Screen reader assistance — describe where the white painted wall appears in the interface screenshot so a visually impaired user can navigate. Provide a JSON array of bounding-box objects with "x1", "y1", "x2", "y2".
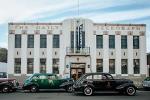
[{"x1": 7, "y1": 18, "x2": 147, "y2": 78}]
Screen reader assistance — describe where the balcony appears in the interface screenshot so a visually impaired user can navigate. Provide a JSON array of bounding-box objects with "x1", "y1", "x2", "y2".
[{"x1": 66, "y1": 47, "x2": 90, "y2": 56}]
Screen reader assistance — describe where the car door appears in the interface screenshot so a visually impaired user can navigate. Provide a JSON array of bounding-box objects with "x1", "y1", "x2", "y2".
[
  {"x1": 38, "y1": 74, "x2": 49, "y2": 89},
  {"x1": 47, "y1": 74, "x2": 61, "y2": 89},
  {"x1": 92, "y1": 74, "x2": 107, "y2": 91},
  {"x1": 105, "y1": 74, "x2": 116, "y2": 90}
]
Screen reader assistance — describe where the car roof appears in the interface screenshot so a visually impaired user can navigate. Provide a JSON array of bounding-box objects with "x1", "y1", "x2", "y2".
[
  {"x1": 33, "y1": 73, "x2": 56, "y2": 76},
  {"x1": 84, "y1": 72, "x2": 110, "y2": 75}
]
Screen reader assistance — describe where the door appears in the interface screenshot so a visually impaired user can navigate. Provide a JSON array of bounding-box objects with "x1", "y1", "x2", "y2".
[{"x1": 71, "y1": 63, "x2": 85, "y2": 80}]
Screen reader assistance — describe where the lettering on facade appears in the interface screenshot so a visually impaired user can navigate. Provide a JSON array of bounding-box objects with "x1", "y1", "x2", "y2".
[{"x1": 96, "y1": 25, "x2": 143, "y2": 31}]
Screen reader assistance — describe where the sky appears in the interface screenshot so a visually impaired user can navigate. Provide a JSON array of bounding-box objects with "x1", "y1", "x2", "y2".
[{"x1": 0, "y1": 0, "x2": 150, "y2": 52}]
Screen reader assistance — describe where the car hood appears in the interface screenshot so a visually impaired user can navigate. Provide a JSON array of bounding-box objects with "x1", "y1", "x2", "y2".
[
  {"x1": 0, "y1": 78, "x2": 16, "y2": 82},
  {"x1": 115, "y1": 78, "x2": 133, "y2": 84}
]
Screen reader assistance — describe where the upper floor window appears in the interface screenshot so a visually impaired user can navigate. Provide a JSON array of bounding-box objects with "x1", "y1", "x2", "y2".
[
  {"x1": 109, "y1": 35, "x2": 115, "y2": 49},
  {"x1": 40, "y1": 35, "x2": 47, "y2": 48},
  {"x1": 96, "y1": 35, "x2": 103, "y2": 48},
  {"x1": 71, "y1": 31, "x2": 74, "y2": 48},
  {"x1": 15, "y1": 34, "x2": 21, "y2": 48},
  {"x1": 121, "y1": 35, "x2": 127, "y2": 49},
  {"x1": 133, "y1": 36, "x2": 139, "y2": 49},
  {"x1": 27, "y1": 35, "x2": 34, "y2": 48},
  {"x1": 53, "y1": 35, "x2": 60, "y2": 48}
]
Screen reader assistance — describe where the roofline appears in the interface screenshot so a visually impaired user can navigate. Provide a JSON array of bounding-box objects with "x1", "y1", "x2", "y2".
[{"x1": 8, "y1": 23, "x2": 62, "y2": 25}]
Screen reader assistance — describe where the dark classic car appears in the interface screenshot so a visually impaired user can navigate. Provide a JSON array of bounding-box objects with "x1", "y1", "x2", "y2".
[
  {"x1": 72, "y1": 73, "x2": 137, "y2": 96},
  {"x1": 142, "y1": 77, "x2": 150, "y2": 90},
  {"x1": 0, "y1": 78, "x2": 18, "y2": 93},
  {"x1": 22, "y1": 73, "x2": 73, "y2": 92}
]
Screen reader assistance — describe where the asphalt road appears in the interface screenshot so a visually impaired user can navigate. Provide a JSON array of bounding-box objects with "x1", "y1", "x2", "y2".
[{"x1": 0, "y1": 90, "x2": 150, "y2": 100}]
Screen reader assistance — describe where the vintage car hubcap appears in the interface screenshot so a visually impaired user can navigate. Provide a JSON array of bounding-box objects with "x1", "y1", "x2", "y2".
[
  {"x1": 31, "y1": 86, "x2": 37, "y2": 92},
  {"x1": 68, "y1": 86, "x2": 73, "y2": 92},
  {"x1": 84, "y1": 87, "x2": 92, "y2": 95},
  {"x1": 127, "y1": 87, "x2": 135, "y2": 95},
  {"x1": 3, "y1": 87, "x2": 9, "y2": 92}
]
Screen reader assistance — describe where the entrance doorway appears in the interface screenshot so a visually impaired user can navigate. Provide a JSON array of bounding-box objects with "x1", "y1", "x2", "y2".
[{"x1": 71, "y1": 63, "x2": 85, "y2": 80}]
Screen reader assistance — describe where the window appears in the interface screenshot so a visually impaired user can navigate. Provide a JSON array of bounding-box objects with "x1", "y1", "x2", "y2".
[
  {"x1": 96, "y1": 59, "x2": 103, "y2": 72},
  {"x1": 27, "y1": 58, "x2": 34, "y2": 74},
  {"x1": 52, "y1": 59, "x2": 59, "y2": 74},
  {"x1": 133, "y1": 36, "x2": 139, "y2": 49},
  {"x1": 109, "y1": 59, "x2": 115, "y2": 74},
  {"x1": 93, "y1": 75, "x2": 102, "y2": 79},
  {"x1": 40, "y1": 35, "x2": 47, "y2": 48},
  {"x1": 96, "y1": 35, "x2": 103, "y2": 48},
  {"x1": 14, "y1": 58, "x2": 21, "y2": 74},
  {"x1": 121, "y1": 35, "x2": 127, "y2": 49},
  {"x1": 39, "y1": 75, "x2": 47, "y2": 79},
  {"x1": 40, "y1": 59, "x2": 46, "y2": 73},
  {"x1": 27, "y1": 35, "x2": 34, "y2": 48},
  {"x1": 47, "y1": 75, "x2": 56, "y2": 80},
  {"x1": 86, "y1": 75, "x2": 93, "y2": 79},
  {"x1": 121, "y1": 59, "x2": 128, "y2": 74},
  {"x1": 71, "y1": 31, "x2": 74, "y2": 48},
  {"x1": 15, "y1": 34, "x2": 21, "y2": 48},
  {"x1": 53, "y1": 35, "x2": 60, "y2": 48},
  {"x1": 134, "y1": 59, "x2": 140, "y2": 74},
  {"x1": 109, "y1": 35, "x2": 115, "y2": 49}
]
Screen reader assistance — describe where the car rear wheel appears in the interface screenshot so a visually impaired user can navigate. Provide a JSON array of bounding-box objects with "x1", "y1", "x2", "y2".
[
  {"x1": 83, "y1": 86, "x2": 93, "y2": 96},
  {"x1": 30, "y1": 85, "x2": 38, "y2": 93},
  {"x1": 125, "y1": 86, "x2": 136, "y2": 96},
  {"x1": 66, "y1": 86, "x2": 74, "y2": 92},
  {"x1": 2, "y1": 86, "x2": 10, "y2": 93}
]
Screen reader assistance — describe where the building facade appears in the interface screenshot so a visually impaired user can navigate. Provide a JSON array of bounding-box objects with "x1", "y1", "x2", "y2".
[{"x1": 8, "y1": 18, "x2": 147, "y2": 84}]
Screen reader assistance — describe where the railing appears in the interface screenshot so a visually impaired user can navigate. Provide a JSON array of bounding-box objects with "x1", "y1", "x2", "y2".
[{"x1": 66, "y1": 47, "x2": 90, "y2": 56}]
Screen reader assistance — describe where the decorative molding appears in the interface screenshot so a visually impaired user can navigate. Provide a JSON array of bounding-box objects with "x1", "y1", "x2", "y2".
[
  {"x1": 9, "y1": 30, "x2": 15, "y2": 34},
  {"x1": 103, "y1": 31, "x2": 108, "y2": 35},
  {"x1": 34, "y1": 30, "x2": 40, "y2": 35},
  {"x1": 60, "y1": 30, "x2": 63, "y2": 35},
  {"x1": 47, "y1": 30, "x2": 52, "y2": 35},
  {"x1": 22, "y1": 30, "x2": 27, "y2": 34},
  {"x1": 127, "y1": 31, "x2": 133, "y2": 35},
  {"x1": 93, "y1": 30, "x2": 96, "y2": 35},
  {"x1": 139, "y1": 31, "x2": 145, "y2": 36},
  {"x1": 115, "y1": 31, "x2": 121, "y2": 35}
]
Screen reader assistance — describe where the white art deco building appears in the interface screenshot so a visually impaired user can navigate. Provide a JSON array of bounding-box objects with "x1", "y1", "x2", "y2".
[{"x1": 8, "y1": 18, "x2": 147, "y2": 83}]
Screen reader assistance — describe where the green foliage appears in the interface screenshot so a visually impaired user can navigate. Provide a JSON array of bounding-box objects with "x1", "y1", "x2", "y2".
[{"x1": 0, "y1": 48, "x2": 7, "y2": 63}]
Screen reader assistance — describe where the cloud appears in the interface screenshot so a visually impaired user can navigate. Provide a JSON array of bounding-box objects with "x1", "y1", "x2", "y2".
[
  {"x1": 0, "y1": 42, "x2": 7, "y2": 49},
  {"x1": 0, "y1": 0, "x2": 150, "y2": 52}
]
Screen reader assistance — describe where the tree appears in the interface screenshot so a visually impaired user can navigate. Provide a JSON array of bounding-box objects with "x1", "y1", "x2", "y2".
[{"x1": 0, "y1": 48, "x2": 7, "y2": 63}]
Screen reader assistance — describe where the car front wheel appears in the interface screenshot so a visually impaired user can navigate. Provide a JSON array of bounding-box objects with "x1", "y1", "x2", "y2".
[
  {"x1": 125, "y1": 86, "x2": 136, "y2": 96},
  {"x1": 83, "y1": 86, "x2": 93, "y2": 96},
  {"x1": 30, "y1": 85, "x2": 38, "y2": 93},
  {"x1": 2, "y1": 86, "x2": 10, "y2": 93},
  {"x1": 66, "y1": 86, "x2": 74, "y2": 92}
]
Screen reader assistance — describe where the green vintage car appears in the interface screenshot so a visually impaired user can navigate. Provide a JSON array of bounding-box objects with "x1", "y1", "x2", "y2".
[{"x1": 22, "y1": 73, "x2": 73, "y2": 92}]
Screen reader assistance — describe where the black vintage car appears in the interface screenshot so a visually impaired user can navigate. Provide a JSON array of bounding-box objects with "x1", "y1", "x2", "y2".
[
  {"x1": 72, "y1": 73, "x2": 137, "y2": 96},
  {"x1": 0, "y1": 78, "x2": 19, "y2": 93}
]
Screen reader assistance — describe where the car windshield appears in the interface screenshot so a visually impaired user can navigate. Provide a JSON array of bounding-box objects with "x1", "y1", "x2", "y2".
[{"x1": 75, "y1": 74, "x2": 86, "y2": 84}]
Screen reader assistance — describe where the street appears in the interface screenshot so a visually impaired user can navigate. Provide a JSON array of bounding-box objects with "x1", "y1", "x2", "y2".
[{"x1": 0, "y1": 90, "x2": 150, "y2": 100}]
